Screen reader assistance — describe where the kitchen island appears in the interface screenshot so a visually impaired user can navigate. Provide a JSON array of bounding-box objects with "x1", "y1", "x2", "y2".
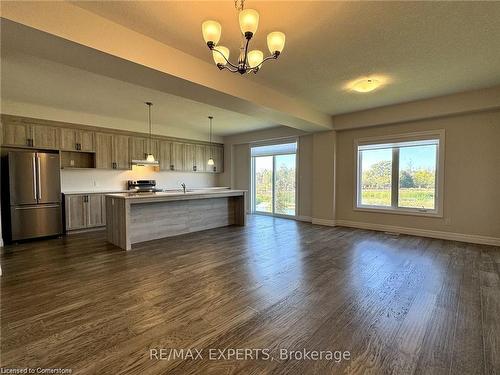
[{"x1": 105, "y1": 190, "x2": 247, "y2": 250}]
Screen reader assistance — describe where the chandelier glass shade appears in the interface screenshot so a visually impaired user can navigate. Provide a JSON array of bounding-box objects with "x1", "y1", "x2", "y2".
[{"x1": 201, "y1": 1, "x2": 285, "y2": 74}]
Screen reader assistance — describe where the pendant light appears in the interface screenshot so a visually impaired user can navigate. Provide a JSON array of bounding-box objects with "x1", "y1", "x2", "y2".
[
  {"x1": 145, "y1": 102, "x2": 155, "y2": 162},
  {"x1": 207, "y1": 116, "x2": 215, "y2": 166}
]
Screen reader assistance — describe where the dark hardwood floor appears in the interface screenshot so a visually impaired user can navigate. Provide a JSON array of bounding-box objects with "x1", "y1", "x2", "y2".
[{"x1": 1, "y1": 215, "x2": 499, "y2": 374}]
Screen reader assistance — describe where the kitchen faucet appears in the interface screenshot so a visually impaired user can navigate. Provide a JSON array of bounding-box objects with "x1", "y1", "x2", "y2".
[{"x1": 181, "y1": 183, "x2": 186, "y2": 194}]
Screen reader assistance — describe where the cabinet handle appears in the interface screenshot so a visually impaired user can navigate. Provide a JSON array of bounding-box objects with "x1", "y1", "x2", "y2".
[
  {"x1": 170, "y1": 165, "x2": 174, "y2": 170},
  {"x1": 193, "y1": 165, "x2": 197, "y2": 171},
  {"x1": 112, "y1": 162, "x2": 117, "y2": 169}
]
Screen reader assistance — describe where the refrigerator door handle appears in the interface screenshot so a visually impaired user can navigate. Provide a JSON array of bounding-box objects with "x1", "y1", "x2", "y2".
[
  {"x1": 37, "y1": 155, "x2": 42, "y2": 200},
  {"x1": 15, "y1": 205, "x2": 60, "y2": 210},
  {"x1": 32, "y1": 156, "x2": 38, "y2": 201}
]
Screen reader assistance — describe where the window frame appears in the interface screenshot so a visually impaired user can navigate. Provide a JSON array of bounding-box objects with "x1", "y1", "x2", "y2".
[{"x1": 354, "y1": 130, "x2": 445, "y2": 218}]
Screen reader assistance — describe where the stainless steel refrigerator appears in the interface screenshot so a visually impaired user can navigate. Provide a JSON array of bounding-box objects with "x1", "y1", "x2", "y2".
[{"x1": 5, "y1": 151, "x2": 62, "y2": 241}]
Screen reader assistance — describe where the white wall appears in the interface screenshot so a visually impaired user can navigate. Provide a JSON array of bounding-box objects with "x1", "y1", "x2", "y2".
[{"x1": 61, "y1": 167, "x2": 218, "y2": 192}]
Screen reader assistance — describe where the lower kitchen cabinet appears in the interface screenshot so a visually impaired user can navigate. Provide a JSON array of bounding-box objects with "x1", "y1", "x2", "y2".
[{"x1": 64, "y1": 193, "x2": 106, "y2": 231}]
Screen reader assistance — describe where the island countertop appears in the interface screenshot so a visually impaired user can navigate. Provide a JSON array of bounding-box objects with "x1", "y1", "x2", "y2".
[{"x1": 106, "y1": 189, "x2": 246, "y2": 204}]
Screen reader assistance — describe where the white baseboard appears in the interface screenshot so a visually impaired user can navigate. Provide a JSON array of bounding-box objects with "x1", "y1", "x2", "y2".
[
  {"x1": 311, "y1": 218, "x2": 336, "y2": 227},
  {"x1": 296, "y1": 215, "x2": 312, "y2": 222},
  {"x1": 334, "y1": 219, "x2": 500, "y2": 247}
]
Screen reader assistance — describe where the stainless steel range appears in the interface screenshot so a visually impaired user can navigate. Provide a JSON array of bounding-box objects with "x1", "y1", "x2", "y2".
[{"x1": 127, "y1": 180, "x2": 162, "y2": 193}]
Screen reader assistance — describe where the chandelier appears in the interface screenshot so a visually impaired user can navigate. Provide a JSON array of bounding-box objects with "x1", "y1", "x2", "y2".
[{"x1": 201, "y1": 0, "x2": 286, "y2": 74}]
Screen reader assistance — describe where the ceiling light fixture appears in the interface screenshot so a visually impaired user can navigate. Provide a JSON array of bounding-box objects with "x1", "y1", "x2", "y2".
[
  {"x1": 351, "y1": 78, "x2": 382, "y2": 93},
  {"x1": 207, "y1": 116, "x2": 215, "y2": 166},
  {"x1": 201, "y1": 0, "x2": 285, "y2": 74},
  {"x1": 132, "y1": 102, "x2": 159, "y2": 166}
]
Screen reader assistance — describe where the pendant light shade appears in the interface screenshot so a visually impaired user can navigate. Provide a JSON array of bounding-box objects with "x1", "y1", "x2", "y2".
[
  {"x1": 239, "y1": 9, "x2": 259, "y2": 36},
  {"x1": 267, "y1": 31, "x2": 286, "y2": 54},
  {"x1": 207, "y1": 116, "x2": 215, "y2": 167},
  {"x1": 247, "y1": 50, "x2": 264, "y2": 68},
  {"x1": 212, "y1": 46, "x2": 230, "y2": 65},
  {"x1": 202, "y1": 20, "x2": 222, "y2": 45}
]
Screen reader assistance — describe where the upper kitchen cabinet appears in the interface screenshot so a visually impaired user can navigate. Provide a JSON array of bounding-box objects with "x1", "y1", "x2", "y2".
[
  {"x1": 210, "y1": 145, "x2": 224, "y2": 173},
  {"x1": 60, "y1": 128, "x2": 95, "y2": 151},
  {"x1": 2, "y1": 120, "x2": 59, "y2": 149},
  {"x1": 129, "y1": 136, "x2": 148, "y2": 161},
  {"x1": 184, "y1": 143, "x2": 196, "y2": 172},
  {"x1": 158, "y1": 140, "x2": 172, "y2": 171},
  {"x1": 171, "y1": 142, "x2": 185, "y2": 171},
  {"x1": 130, "y1": 136, "x2": 159, "y2": 161},
  {"x1": 95, "y1": 132, "x2": 113, "y2": 169},
  {"x1": 2, "y1": 121, "x2": 32, "y2": 147},
  {"x1": 195, "y1": 144, "x2": 207, "y2": 173},
  {"x1": 112, "y1": 134, "x2": 130, "y2": 170},
  {"x1": 31, "y1": 124, "x2": 60, "y2": 149}
]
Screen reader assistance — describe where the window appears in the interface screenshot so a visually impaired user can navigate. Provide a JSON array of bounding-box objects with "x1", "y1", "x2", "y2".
[
  {"x1": 355, "y1": 131, "x2": 444, "y2": 216},
  {"x1": 251, "y1": 141, "x2": 297, "y2": 217}
]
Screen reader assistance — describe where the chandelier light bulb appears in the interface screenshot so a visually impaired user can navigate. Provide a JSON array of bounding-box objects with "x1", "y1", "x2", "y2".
[
  {"x1": 207, "y1": 158, "x2": 215, "y2": 166},
  {"x1": 202, "y1": 20, "x2": 222, "y2": 45},
  {"x1": 267, "y1": 31, "x2": 286, "y2": 54},
  {"x1": 212, "y1": 46, "x2": 230, "y2": 65},
  {"x1": 146, "y1": 153, "x2": 155, "y2": 162},
  {"x1": 239, "y1": 9, "x2": 259, "y2": 36},
  {"x1": 247, "y1": 50, "x2": 264, "y2": 68}
]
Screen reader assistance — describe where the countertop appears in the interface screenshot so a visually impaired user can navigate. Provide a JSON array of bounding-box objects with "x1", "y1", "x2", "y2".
[
  {"x1": 106, "y1": 189, "x2": 246, "y2": 204},
  {"x1": 62, "y1": 187, "x2": 230, "y2": 195}
]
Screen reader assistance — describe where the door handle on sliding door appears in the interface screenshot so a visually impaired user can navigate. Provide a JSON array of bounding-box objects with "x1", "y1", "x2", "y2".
[{"x1": 37, "y1": 155, "x2": 42, "y2": 200}]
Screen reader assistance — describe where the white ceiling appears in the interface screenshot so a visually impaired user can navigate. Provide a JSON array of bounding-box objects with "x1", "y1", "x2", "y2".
[
  {"x1": 0, "y1": 49, "x2": 277, "y2": 136},
  {"x1": 74, "y1": 1, "x2": 500, "y2": 115}
]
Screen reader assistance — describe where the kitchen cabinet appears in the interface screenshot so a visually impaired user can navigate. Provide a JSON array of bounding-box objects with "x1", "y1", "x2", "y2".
[
  {"x1": 87, "y1": 194, "x2": 105, "y2": 227},
  {"x1": 184, "y1": 143, "x2": 196, "y2": 172},
  {"x1": 112, "y1": 134, "x2": 130, "y2": 170},
  {"x1": 64, "y1": 193, "x2": 105, "y2": 231},
  {"x1": 130, "y1": 136, "x2": 148, "y2": 161},
  {"x1": 195, "y1": 144, "x2": 207, "y2": 172},
  {"x1": 60, "y1": 128, "x2": 95, "y2": 151},
  {"x1": 158, "y1": 140, "x2": 172, "y2": 171},
  {"x1": 2, "y1": 122, "x2": 32, "y2": 147},
  {"x1": 2, "y1": 122, "x2": 59, "y2": 149},
  {"x1": 31, "y1": 124, "x2": 60, "y2": 149},
  {"x1": 208, "y1": 145, "x2": 224, "y2": 173},
  {"x1": 171, "y1": 142, "x2": 185, "y2": 171},
  {"x1": 65, "y1": 195, "x2": 87, "y2": 230},
  {"x1": 95, "y1": 133, "x2": 113, "y2": 169}
]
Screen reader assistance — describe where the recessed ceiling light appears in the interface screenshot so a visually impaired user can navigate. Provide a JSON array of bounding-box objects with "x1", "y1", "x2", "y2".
[{"x1": 352, "y1": 78, "x2": 381, "y2": 93}]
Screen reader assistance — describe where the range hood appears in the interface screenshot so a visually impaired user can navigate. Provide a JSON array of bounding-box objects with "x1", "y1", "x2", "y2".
[{"x1": 131, "y1": 158, "x2": 159, "y2": 167}]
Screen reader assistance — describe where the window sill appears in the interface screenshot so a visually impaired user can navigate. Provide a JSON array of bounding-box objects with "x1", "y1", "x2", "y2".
[{"x1": 354, "y1": 206, "x2": 443, "y2": 218}]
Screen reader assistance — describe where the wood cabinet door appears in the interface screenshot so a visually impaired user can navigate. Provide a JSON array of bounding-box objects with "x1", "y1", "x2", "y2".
[
  {"x1": 87, "y1": 194, "x2": 104, "y2": 227},
  {"x1": 101, "y1": 195, "x2": 107, "y2": 225},
  {"x1": 130, "y1": 137, "x2": 147, "y2": 160},
  {"x1": 78, "y1": 130, "x2": 95, "y2": 151},
  {"x1": 195, "y1": 144, "x2": 207, "y2": 172},
  {"x1": 214, "y1": 146, "x2": 224, "y2": 173},
  {"x1": 112, "y1": 134, "x2": 130, "y2": 170},
  {"x1": 95, "y1": 133, "x2": 113, "y2": 169},
  {"x1": 60, "y1": 128, "x2": 78, "y2": 150},
  {"x1": 171, "y1": 142, "x2": 185, "y2": 171},
  {"x1": 158, "y1": 140, "x2": 172, "y2": 170},
  {"x1": 183, "y1": 143, "x2": 196, "y2": 172},
  {"x1": 32, "y1": 124, "x2": 59, "y2": 149},
  {"x1": 65, "y1": 195, "x2": 87, "y2": 230},
  {"x1": 2, "y1": 122, "x2": 31, "y2": 146}
]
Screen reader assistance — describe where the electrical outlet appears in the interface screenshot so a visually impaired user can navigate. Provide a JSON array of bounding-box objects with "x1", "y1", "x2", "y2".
[{"x1": 444, "y1": 217, "x2": 451, "y2": 225}]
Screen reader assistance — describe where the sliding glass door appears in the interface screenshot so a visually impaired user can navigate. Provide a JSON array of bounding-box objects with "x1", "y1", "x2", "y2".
[{"x1": 251, "y1": 142, "x2": 297, "y2": 217}]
